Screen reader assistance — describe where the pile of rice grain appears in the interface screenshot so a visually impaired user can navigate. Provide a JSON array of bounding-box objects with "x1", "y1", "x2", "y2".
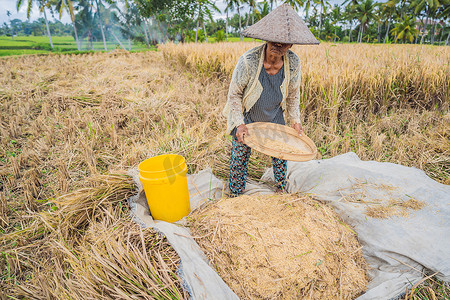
[{"x1": 189, "y1": 193, "x2": 368, "y2": 299}]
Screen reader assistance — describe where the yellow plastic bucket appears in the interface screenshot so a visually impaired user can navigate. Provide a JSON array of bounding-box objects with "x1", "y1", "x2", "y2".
[{"x1": 138, "y1": 154, "x2": 190, "y2": 222}]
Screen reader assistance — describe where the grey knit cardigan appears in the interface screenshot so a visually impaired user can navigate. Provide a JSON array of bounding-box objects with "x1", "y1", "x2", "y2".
[{"x1": 222, "y1": 44, "x2": 301, "y2": 134}]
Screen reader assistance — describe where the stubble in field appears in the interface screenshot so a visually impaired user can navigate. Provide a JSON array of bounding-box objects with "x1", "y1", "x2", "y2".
[{"x1": 0, "y1": 43, "x2": 448, "y2": 297}]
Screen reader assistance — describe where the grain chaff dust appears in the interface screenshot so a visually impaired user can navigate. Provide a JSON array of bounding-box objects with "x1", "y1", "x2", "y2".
[{"x1": 189, "y1": 193, "x2": 368, "y2": 299}]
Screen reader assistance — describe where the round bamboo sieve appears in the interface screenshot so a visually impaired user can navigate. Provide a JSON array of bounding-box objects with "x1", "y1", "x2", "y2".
[{"x1": 243, "y1": 122, "x2": 317, "y2": 162}]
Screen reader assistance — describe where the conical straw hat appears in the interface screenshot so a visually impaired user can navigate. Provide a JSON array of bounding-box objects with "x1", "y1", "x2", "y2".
[{"x1": 242, "y1": 4, "x2": 319, "y2": 45}]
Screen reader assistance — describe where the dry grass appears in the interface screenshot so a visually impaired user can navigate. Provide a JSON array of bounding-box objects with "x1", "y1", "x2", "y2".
[
  {"x1": 337, "y1": 179, "x2": 427, "y2": 219},
  {"x1": 403, "y1": 274, "x2": 450, "y2": 300},
  {"x1": 1, "y1": 50, "x2": 227, "y2": 298},
  {"x1": 18, "y1": 219, "x2": 185, "y2": 299},
  {"x1": 189, "y1": 193, "x2": 368, "y2": 299},
  {"x1": 161, "y1": 42, "x2": 449, "y2": 114},
  {"x1": 161, "y1": 42, "x2": 449, "y2": 182},
  {"x1": 0, "y1": 44, "x2": 448, "y2": 297},
  {"x1": 365, "y1": 198, "x2": 426, "y2": 219},
  {"x1": 0, "y1": 173, "x2": 186, "y2": 299}
]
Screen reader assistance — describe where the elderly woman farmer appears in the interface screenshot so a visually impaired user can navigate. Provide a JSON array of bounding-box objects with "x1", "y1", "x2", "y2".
[{"x1": 223, "y1": 4, "x2": 319, "y2": 196}]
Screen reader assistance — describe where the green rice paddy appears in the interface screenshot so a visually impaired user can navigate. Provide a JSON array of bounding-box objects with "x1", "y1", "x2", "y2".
[{"x1": 0, "y1": 35, "x2": 150, "y2": 57}]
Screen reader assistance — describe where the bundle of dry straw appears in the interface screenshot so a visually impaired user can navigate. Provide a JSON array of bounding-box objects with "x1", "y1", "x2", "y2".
[
  {"x1": 0, "y1": 174, "x2": 186, "y2": 299},
  {"x1": 189, "y1": 193, "x2": 368, "y2": 299}
]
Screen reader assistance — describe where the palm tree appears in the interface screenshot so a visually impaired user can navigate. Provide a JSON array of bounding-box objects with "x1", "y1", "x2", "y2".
[
  {"x1": 353, "y1": 0, "x2": 378, "y2": 43},
  {"x1": 439, "y1": 2, "x2": 450, "y2": 45},
  {"x1": 411, "y1": 0, "x2": 444, "y2": 44},
  {"x1": 6, "y1": 10, "x2": 13, "y2": 38},
  {"x1": 227, "y1": 0, "x2": 243, "y2": 41},
  {"x1": 17, "y1": 0, "x2": 54, "y2": 49},
  {"x1": 134, "y1": 0, "x2": 154, "y2": 44},
  {"x1": 381, "y1": 0, "x2": 399, "y2": 43},
  {"x1": 247, "y1": 0, "x2": 259, "y2": 25},
  {"x1": 283, "y1": 0, "x2": 304, "y2": 11},
  {"x1": 54, "y1": 0, "x2": 81, "y2": 51},
  {"x1": 73, "y1": 0, "x2": 95, "y2": 49},
  {"x1": 269, "y1": 0, "x2": 277, "y2": 10},
  {"x1": 257, "y1": 1, "x2": 270, "y2": 19},
  {"x1": 94, "y1": 0, "x2": 108, "y2": 50},
  {"x1": 315, "y1": 0, "x2": 331, "y2": 34},
  {"x1": 429, "y1": 0, "x2": 450, "y2": 43},
  {"x1": 342, "y1": 0, "x2": 362, "y2": 42},
  {"x1": 330, "y1": 4, "x2": 342, "y2": 42},
  {"x1": 73, "y1": 0, "x2": 109, "y2": 49},
  {"x1": 375, "y1": 4, "x2": 383, "y2": 42},
  {"x1": 344, "y1": 3, "x2": 356, "y2": 42},
  {"x1": 224, "y1": 0, "x2": 231, "y2": 40},
  {"x1": 390, "y1": 15, "x2": 419, "y2": 43},
  {"x1": 134, "y1": 0, "x2": 169, "y2": 44},
  {"x1": 302, "y1": 0, "x2": 315, "y2": 22},
  {"x1": 194, "y1": 0, "x2": 219, "y2": 42},
  {"x1": 224, "y1": 0, "x2": 243, "y2": 41},
  {"x1": 112, "y1": 3, "x2": 139, "y2": 50}
]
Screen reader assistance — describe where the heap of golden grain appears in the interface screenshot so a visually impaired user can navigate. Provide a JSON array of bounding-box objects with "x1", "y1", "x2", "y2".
[{"x1": 190, "y1": 194, "x2": 368, "y2": 299}]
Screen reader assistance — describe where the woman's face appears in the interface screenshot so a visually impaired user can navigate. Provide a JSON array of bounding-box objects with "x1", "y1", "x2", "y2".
[{"x1": 266, "y1": 42, "x2": 293, "y2": 57}]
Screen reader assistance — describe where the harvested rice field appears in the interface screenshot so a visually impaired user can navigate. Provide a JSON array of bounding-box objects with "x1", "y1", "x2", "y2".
[{"x1": 0, "y1": 42, "x2": 449, "y2": 298}]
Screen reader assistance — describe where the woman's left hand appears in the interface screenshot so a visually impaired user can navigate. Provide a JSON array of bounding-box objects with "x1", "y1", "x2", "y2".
[{"x1": 292, "y1": 123, "x2": 304, "y2": 136}]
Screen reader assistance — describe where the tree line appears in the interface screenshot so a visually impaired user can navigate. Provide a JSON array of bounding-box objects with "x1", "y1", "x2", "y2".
[
  {"x1": 1, "y1": 17, "x2": 72, "y2": 36},
  {"x1": 4, "y1": 0, "x2": 450, "y2": 48}
]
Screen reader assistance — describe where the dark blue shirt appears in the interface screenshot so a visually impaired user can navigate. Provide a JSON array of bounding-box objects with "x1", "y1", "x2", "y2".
[{"x1": 232, "y1": 64, "x2": 285, "y2": 138}]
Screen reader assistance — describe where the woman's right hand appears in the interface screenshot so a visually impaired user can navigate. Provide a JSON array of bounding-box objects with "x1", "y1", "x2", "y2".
[{"x1": 236, "y1": 124, "x2": 249, "y2": 144}]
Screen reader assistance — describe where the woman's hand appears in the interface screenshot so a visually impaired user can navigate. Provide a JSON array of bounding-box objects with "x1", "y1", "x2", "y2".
[
  {"x1": 292, "y1": 123, "x2": 304, "y2": 136},
  {"x1": 236, "y1": 124, "x2": 249, "y2": 143}
]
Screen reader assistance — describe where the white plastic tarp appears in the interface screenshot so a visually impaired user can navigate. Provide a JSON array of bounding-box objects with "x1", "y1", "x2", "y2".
[
  {"x1": 262, "y1": 152, "x2": 450, "y2": 300},
  {"x1": 128, "y1": 168, "x2": 239, "y2": 299},
  {"x1": 128, "y1": 152, "x2": 450, "y2": 300}
]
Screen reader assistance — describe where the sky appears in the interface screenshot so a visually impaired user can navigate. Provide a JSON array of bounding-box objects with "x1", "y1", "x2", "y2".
[{"x1": 0, "y1": 0, "x2": 344, "y2": 25}]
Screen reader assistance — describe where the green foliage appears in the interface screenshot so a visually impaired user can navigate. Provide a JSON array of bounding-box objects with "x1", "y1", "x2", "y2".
[
  {"x1": 185, "y1": 30, "x2": 205, "y2": 42},
  {"x1": 205, "y1": 19, "x2": 225, "y2": 36},
  {"x1": 2, "y1": 0, "x2": 450, "y2": 46},
  {"x1": 390, "y1": 15, "x2": 419, "y2": 43},
  {"x1": 0, "y1": 36, "x2": 149, "y2": 57},
  {"x1": 32, "y1": 42, "x2": 54, "y2": 50},
  {"x1": 0, "y1": 18, "x2": 73, "y2": 37},
  {"x1": 215, "y1": 29, "x2": 225, "y2": 42},
  {"x1": 162, "y1": 0, "x2": 197, "y2": 42}
]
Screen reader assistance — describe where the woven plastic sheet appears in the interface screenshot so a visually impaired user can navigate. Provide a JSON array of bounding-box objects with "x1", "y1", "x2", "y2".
[
  {"x1": 128, "y1": 152, "x2": 449, "y2": 299},
  {"x1": 262, "y1": 152, "x2": 450, "y2": 300},
  {"x1": 128, "y1": 168, "x2": 239, "y2": 299}
]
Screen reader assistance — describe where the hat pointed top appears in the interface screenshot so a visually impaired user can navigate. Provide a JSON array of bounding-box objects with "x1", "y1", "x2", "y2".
[{"x1": 242, "y1": 4, "x2": 319, "y2": 45}]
